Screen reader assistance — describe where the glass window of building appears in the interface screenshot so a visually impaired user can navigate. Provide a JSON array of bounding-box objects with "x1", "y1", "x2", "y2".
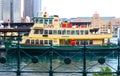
[
  {"x1": 34, "y1": 29, "x2": 39, "y2": 34},
  {"x1": 49, "y1": 30, "x2": 52, "y2": 34},
  {"x1": 40, "y1": 29, "x2": 43, "y2": 34},
  {"x1": 76, "y1": 30, "x2": 79, "y2": 35}
]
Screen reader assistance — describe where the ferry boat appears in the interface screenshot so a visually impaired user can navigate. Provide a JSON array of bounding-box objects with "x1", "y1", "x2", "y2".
[{"x1": 4, "y1": 12, "x2": 116, "y2": 50}]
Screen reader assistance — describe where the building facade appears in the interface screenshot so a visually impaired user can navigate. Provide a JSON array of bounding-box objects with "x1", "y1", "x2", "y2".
[
  {"x1": 70, "y1": 13, "x2": 120, "y2": 37},
  {"x1": 0, "y1": 0, "x2": 3, "y2": 20},
  {"x1": 23, "y1": 0, "x2": 42, "y2": 21},
  {"x1": 2, "y1": 0, "x2": 21, "y2": 22}
]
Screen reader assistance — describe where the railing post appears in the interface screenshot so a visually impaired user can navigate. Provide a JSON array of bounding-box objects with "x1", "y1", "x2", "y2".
[
  {"x1": 83, "y1": 40, "x2": 87, "y2": 76},
  {"x1": 17, "y1": 32, "x2": 21, "y2": 76},
  {"x1": 49, "y1": 43, "x2": 53, "y2": 76}
]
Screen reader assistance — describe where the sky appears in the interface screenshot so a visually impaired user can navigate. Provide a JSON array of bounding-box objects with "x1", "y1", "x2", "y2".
[{"x1": 42, "y1": 0, "x2": 120, "y2": 18}]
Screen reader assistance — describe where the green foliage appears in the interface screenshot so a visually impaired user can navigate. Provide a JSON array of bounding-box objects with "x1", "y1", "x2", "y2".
[{"x1": 93, "y1": 66, "x2": 114, "y2": 76}]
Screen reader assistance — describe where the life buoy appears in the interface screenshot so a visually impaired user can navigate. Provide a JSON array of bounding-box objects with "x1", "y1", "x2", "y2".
[{"x1": 48, "y1": 24, "x2": 54, "y2": 28}]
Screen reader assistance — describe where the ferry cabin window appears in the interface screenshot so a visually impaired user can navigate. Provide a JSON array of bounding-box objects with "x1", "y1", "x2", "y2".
[
  {"x1": 26, "y1": 39, "x2": 30, "y2": 44},
  {"x1": 80, "y1": 30, "x2": 84, "y2": 35},
  {"x1": 31, "y1": 40, "x2": 34, "y2": 44},
  {"x1": 76, "y1": 30, "x2": 79, "y2": 35},
  {"x1": 53, "y1": 30, "x2": 57, "y2": 34},
  {"x1": 40, "y1": 19, "x2": 43, "y2": 24},
  {"x1": 71, "y1": 30, "x2": 75, "y2": 35},
  {"x1": 89, "y1": 40, "x2": 93, "y2": 44},
  {"x1": 67, "y1": 30, "x2": 70, "y2": 34},
  {"x1": 81, "y1": 41, "x2": 88, "y2": 45},
  {"x1": 49, "y1": 19, "x2": 52, "y2": 24},
  {"x1": 45, "y1": 19, "x2": 48, "y2": 25},
  {"x1": 36, "y1": 40, "x2": 39, "y2": 44},
  {"x1": 62, "y1": 30, "x2": 66, "y2": 35},
  {"x1": 44, "y1": 40, "x2": 48, "y2": 44},
  {"x1": 40, "y1": 29, "x2": 43, "y2": 34},
  {"x1": 36, "y1": 19, "x2": 39, "y2": 23},
  {"x1": 44, "y1": 30, "x2": 48, "y2": 34},
  {"x1": 34, "y1": 29, "x2": 39, "y2": 34},
  {"x1": 40, "y1": 40, "x2": 43, "y2": 44},
  {"x1": 49, "y1": 30, "x2": 52, "y2": 34},
  {"x1": 76, "y1": 40, "x2": 79, "y2": 45},
  {"x1": 58, "y1": 30, "x2": 61, "y2": 34},
  {"x1": 49, "y1": 40, "x2": 52, "y2": 44},
  {"x1": 85, "y1": 30, "x2": 88, "y2": 34}
]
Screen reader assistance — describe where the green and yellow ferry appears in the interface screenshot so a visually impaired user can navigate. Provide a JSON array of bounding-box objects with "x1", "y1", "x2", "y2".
[{"x1": 4, "y1": 12, "x2": 117, "y2": 51}]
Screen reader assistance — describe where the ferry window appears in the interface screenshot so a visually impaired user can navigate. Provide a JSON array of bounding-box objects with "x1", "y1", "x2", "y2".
[
  {"x1": 49, "y1": 19, "x2": 52, "y2": 24},
  {"x1": 71, "y1": 30, "x2": 75, "y2": 35},
  {"x1": 85, "y1": 41, "x2": 88, "y2": 45},
  {"x1": 62, "y1": 30, "x2": 66, "y2": 35},
  {"x1": 58, "y1": 30, "x2": 61, "y2": 34},
  {"x1": 49, "y1": 40, "x2": 52, "y2": 44},
  {"x1": 36, "y1": 40, "x2": 39, "y2": 44},
  {"x1": 40, "y1": 40, "x2": 43, "y2": 44},
  {"x1": 89, "y1": 40, "x2": 93, "y2": 44},
  {"x1": 44, "y1": 40, "x2": 48, "y2": 44},
  {"x1": 76, "y1": 40, "x2": 79, "y2": 45},
  {"x1": 67, "y1": 30, "x2": 70, "y2": 34},
  {"x1": 45, "y1": 19, "x2": 48, "y2": 24},
  {"x1": 31, "y1": 40, "x2": 34, "y2": 44},
  {"x1": 40, "y1": 29, "x2": 43, "y2": 34},
  {"x1": 44, "y1": 30, "x2": 48, "y2": 34},
  {"x1": 76, "y1": 30, "x2": 79, "y2": 35},
  {"x1": 34, "y1": 29, "x2": 39, "y2": 34},
  {"x1": 49, "y1": 30, "x2": 52, "y2": 34},
  {"x1": 26, "y1": 39, "x2": 30, "y2": 44},
  {"x1": 53, "y1": 30, "x2": 57, "y2": 34},
  {"x1": 36, "y1": 19, "x2": 39, "y2": 23},
  {"x1": 40, "y1": 19, "x2": 43, "y2": 24},
  {"x1": 85, "y1": 30, "x2": 88, "y2": 34},
  {"x1": 80, "y1": 30, "x2": 84, "y2": 35}
]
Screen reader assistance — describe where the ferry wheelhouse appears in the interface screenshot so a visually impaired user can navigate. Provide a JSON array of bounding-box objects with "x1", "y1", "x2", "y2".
[{"x1": 18, "y1": 12, "x2": 113, "y2": 47}]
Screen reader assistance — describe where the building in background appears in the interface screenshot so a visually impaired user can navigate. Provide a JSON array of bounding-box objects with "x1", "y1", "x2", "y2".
[
  {"x1": 2, "y1": 0, "x2": 21, "y2": 22},
  {"x1": 0, "y1": 0, "x2": 3, "y2": 20},
  {"x1": 23, "y1": 0, "x2": 42, "y2": 21},
  {"x1": 70, "y1": 12, "x2": 120, "y2": 37}
]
